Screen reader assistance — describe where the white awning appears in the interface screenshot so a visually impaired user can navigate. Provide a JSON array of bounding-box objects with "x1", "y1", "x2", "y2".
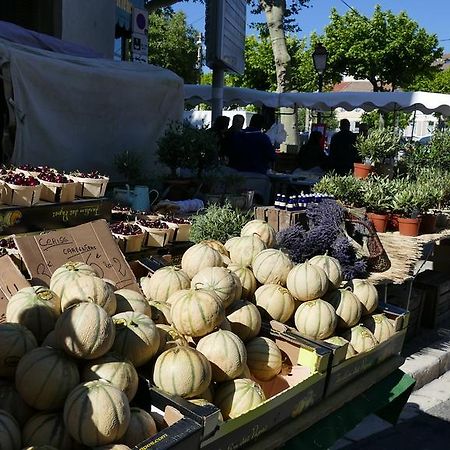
[{"x1": 184, "y1": 84, "x2": 450, "y2": 116}]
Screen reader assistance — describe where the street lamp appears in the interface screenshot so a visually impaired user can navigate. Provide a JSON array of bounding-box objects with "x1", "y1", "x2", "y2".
[{"x1": 312, "y1": 43, "x2": 328, "y2": 123}]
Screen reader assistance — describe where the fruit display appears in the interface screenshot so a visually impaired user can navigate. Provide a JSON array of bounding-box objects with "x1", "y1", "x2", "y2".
[
  {"x1": 37, "y1": 170, "x2": 76, "y2": 203},
  {"x1": 69, "y1": 170, "x2": 109, "y2": 198},
  {"x1": 110, "y1": 221, "x2": 146, "y2": 253},
  {"x1": 2, "y1": 172, "x2": 42, "y2": 206},
  {"x1": 0, "y1": 213, "x2": 406, "y2": 449},
  {"x1": 136, "y1": 218, "x2": 171, "y2": 247}
]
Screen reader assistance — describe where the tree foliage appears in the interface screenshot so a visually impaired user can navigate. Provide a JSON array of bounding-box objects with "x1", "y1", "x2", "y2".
[
  {"x1": 323, "y1": 5, "x2": 443, "y2": 92},
  {"x1": 409, "y1": 68, "x2": 450, "y2": 94},
  {"x1": 227, "y1": 34, "x2": 322, "y2": 93},
  {"x1": 148, "y1": 9, "x2": 200, "y2": 83},
  {"x1": 361, "y1": 110, "x2": 411, "y2": 131}
]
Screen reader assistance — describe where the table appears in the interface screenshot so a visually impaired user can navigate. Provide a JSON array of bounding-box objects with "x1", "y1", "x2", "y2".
[{"x1": 245, "y1": 356, "x2": 415, "y2": 450}]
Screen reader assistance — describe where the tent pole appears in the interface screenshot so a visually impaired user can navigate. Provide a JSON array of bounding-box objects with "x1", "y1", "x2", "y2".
[
  {"x1": 212, "y1": 66, "x2": 224, "y2": 123},
  {"x1": 410, "y1": 110, "x2": 417, "y2": 141}
]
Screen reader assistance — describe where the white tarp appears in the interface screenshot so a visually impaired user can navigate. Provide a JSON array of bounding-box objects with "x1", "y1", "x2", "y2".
[
  {"x1": 184, "y1": 84, "x2": 450, "y2": 116},
  {"x1": 0, "y1": 39, "x2": 184, "y2": 177}
]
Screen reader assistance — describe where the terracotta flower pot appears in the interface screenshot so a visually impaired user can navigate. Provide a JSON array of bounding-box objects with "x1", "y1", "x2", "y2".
[
  {"x1": 398, "y1": 217, "x2": 422, "y2": 237},
  {"x1": 353, "y1": 163, "x2": 373, "y2": 179},
  {"x1": 367, "y1": 212, "x2": 389, "y2": 233},
  {"x1": 419, "y1": 213, "x2": 437, "y2": 235}
]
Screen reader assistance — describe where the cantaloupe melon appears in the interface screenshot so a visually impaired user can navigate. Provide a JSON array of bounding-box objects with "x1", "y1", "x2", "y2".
[
  {"x1": 170, "y1": 289, "x2": 224, "y2": 337},
  {"x1": 49, "y1": 261, "x2": 98, "y2": 299},
  {"x1": 294, "y1": 299, "x2": 337, "y2": 340},
  {"x1": 6, "y1": 287, "x2": 60, "y2": 343},
  {"x1": 112, "y1": 312, "x2": 159, "y2": 367},
  {"x1": 0, "y1": 380, "x2": 34, "y2": 426},
  {"x1": 181, "y1": 243, "x2": 224, "y2": 279},
  {"x1": 140, "y1": 266, "x2": 190, "y2": 303},
  {"x1": 61, "y1": 275, "x2": 117, "y2": 315},
  {"x1": 362, "y1": 313, "x2": 395, "y2": 343},
  {"x1": 153, "y1": 346, "x2": 212, "y2": 398},
  {"x1": 254, "y1": 284, "x2": 295, "y2": 323},
  {"x1": 196, "y1": 330, "x2": 247, "y2": 382},
  {"x1": 246, "y1": 337, "x2": 282, "y2": 381},
  {"x1": 55, "y1": 302, "x2": 115, "y2": 360},
  {"x1": 82, "y1": 352, "x2": 139, "y2": 402},
  {"x1": 240, "y1": 220, "x2": 276, "y2": 248},
  {"x1": 119, "y1": 407, "x2": 157, "y2": 447},
  {"x1": 226, "y1": 264, "x2": 258, "y2": 300},
  {"x1": 349, "y1": 279, "x2": 378, "y2": 315},
  {"x1": 191, "y1": 267, "x2": 242, "y2": 308},
  {"x1": 309, "y1": 254, "x2": 343, "y2": 289},
  {"x1": 342, "y1": 324, "x2": 378, "y2": 353},
  {"x1": 63, "y1": 380, "x2": 130, "y2": 447},
  {"x1": 226, "y1": 300, "x2": 261, "y2": 342},
  {"x1": 326, "y1": 289, "x2": 362, "y2": 329},
  {"x1": 148, "y1": 300, "x2": 172, "y2": 325},
  {"x1": 324, "y1": 336, "x2": 356, "y2": 359},
  {"x1": 287, "y1": 262, "x2": 329, "y2": 302},
  {"x1": 214, "y1": 378, "x2": 266, "y2": 420},
  {"x1": 15, "y1": 347, "x2": 79, "y2": 410},
  {"x1": 0, "y1": 322, "x2": 37, "y2": 378},
  {"x1": 252, "y1": 249, "x2": 293, "y2": 286},
  {"x1": 201, "y1": 240, "x2": 229, "y2": 258},
  {"x1": 229, "y1": 235, "x2": 266, "y2": 267},
  {"x1": 0, "y1": 409, "x2": 21, "y2": 450},
  {"x1": 22, "y1": 412, "x2": 75, "y2": 449},
  {"x1": 115, "y1": 289, "x2": 151, "y2": 316}
]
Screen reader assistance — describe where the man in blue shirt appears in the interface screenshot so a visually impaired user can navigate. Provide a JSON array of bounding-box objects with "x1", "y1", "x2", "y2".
[{"x1": 227, "y1": 114, "x2": 275, "y2": 174}]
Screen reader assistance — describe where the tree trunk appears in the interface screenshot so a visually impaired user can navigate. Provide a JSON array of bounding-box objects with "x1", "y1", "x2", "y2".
[{"x1": 262, "y1": 0, "x2": 298, "y2": 153}]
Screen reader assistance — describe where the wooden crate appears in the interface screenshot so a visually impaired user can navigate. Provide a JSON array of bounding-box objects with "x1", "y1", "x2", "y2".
[
  {"x1": 376, "y1": 283, "x2": 425, "y2": 341},
  {"x1": 414, "y1": 270, "x2": 450, "y2": 329},
  {"x1": 254, "y1": 206, "x2": 307, "y2": 232}
]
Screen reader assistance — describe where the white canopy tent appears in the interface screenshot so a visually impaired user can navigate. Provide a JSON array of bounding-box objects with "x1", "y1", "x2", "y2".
[{"x1": 184, "y1": 84, "x2": 450, "y2": 116}]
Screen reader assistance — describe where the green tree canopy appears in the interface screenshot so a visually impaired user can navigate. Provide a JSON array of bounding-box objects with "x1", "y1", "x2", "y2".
[
  {"x1": 409, "y1": 67, "x2": 450, "y2": 94},
  {"x1": 148, "y1": 9, "x2": 200, "y2": 83},
  {"x1": 323, "y1": 5, "x2": 443, "y2": 92}
]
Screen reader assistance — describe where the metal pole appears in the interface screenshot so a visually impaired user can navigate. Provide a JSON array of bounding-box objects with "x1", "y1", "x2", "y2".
[
  {"x1": 212, "y1": 66, "x2": 224, "y2": 124},
  {"x1": 317, "y1": 73, "x2": 323, "y2": 124}
]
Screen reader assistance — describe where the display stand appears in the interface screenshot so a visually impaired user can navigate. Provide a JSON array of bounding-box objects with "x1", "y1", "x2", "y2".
[{"x1": 243, "y1": 356, "x2": 415, "y2": 450}]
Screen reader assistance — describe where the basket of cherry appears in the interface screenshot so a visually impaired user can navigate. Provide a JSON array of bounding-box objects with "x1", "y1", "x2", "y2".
[
  {"x1": 2, "y1": 172, "x2": 42, "y2": 206},
  {"x1": 136, "y1": 219, "x2": 171, "y2": 248},
  {"x1": 109, "y1": 221, "x2": 146, "y2": 253},
  {"x1": 16, "y1": 164, "x2": 53, "y2": 178},
  {"x1": 160, "y1": 216, "x2": 192, "y2": 242},
  {"x1": 37, "y1": 171, "x2": 76, "y2": 203},
  {"x1": 69, "y1": 170, "x2": 109, "y2": 198},
  {"x1": 0, "y1": 236, "x2": 25, "y2": 271}
]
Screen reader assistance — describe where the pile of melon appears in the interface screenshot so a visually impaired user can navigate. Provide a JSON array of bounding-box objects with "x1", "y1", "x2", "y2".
[
  {"x1": 0, "y1": 219, "x2": 396, "y2": 449},
  {"x1": 0, "y1": 261, "x2": 161, "y2": 450}
]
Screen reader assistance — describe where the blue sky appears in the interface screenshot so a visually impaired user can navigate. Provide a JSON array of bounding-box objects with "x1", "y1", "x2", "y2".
[{"x1": 173, "y1": 0, "x2": 450, "y2": 53}]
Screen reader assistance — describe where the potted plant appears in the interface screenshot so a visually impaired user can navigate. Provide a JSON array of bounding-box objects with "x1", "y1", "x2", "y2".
[
  {"x1": 313, "y1": 174, "x2": 364, "y2": 208},
  {"x1": 355, "y1": 128, "x2": 401, "y2": 178},
  {"x1": 391, "y1": 183, "x2": 421, "y2": 236},
  {"x1": 157, "y1": 120, "x2": 218, "y2": 178},
  {"x1": 361, "y1": 177, "x2": 392, "y2": 233}
]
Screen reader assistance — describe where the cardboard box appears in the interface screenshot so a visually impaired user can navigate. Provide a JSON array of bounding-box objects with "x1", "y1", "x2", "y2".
[
  {"x1": 70, "y1": 175, "x2": 109, "y2": 198},
  {"x1": 14, "y1": 219, "x2": 139, "y2": 291},
  {"x1": 140, "y1": 331, "x2": 328, "y2": 450},
  {"x1": 38, "y1": 180, "x2": 77, "y2": 203},
  {"x1": 2, "y1": 183, "x2": 42, "y2": 207},
  {"x1": 140, "y1": 228, "x2": 171, "y2": 248},
  {"x1": 0, "y1": 255, "x2": 31, "y2": 322},
  {"x1": 292, "y1": 302, "x2": 408, "y2": 396},
  {"x1": 132, "y1": 379, "x2": 203, "y2": 450},
  {"x1": 113, "y1": 232, "x2": 146, "y2": 254},
  {"x1": 162, "y1": 222, "x2": 191, "y2": 242}
]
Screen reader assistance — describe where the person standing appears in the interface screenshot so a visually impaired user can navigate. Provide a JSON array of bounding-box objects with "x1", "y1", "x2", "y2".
[
  {"x1": 328, "y1": 119, "x2": 360, "y2": 175},
  {"x1": 298, "y1": 130, "x2": 328, "y2": 172},
  {"x1": 227, "y1": 114, "x2": 275, "y2": 174}
]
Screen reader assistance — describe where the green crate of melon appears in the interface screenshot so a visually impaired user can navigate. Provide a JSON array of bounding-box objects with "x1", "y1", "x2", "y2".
[{"x1": 0, "y1": 218, "x2": 406, "y2": 450}]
